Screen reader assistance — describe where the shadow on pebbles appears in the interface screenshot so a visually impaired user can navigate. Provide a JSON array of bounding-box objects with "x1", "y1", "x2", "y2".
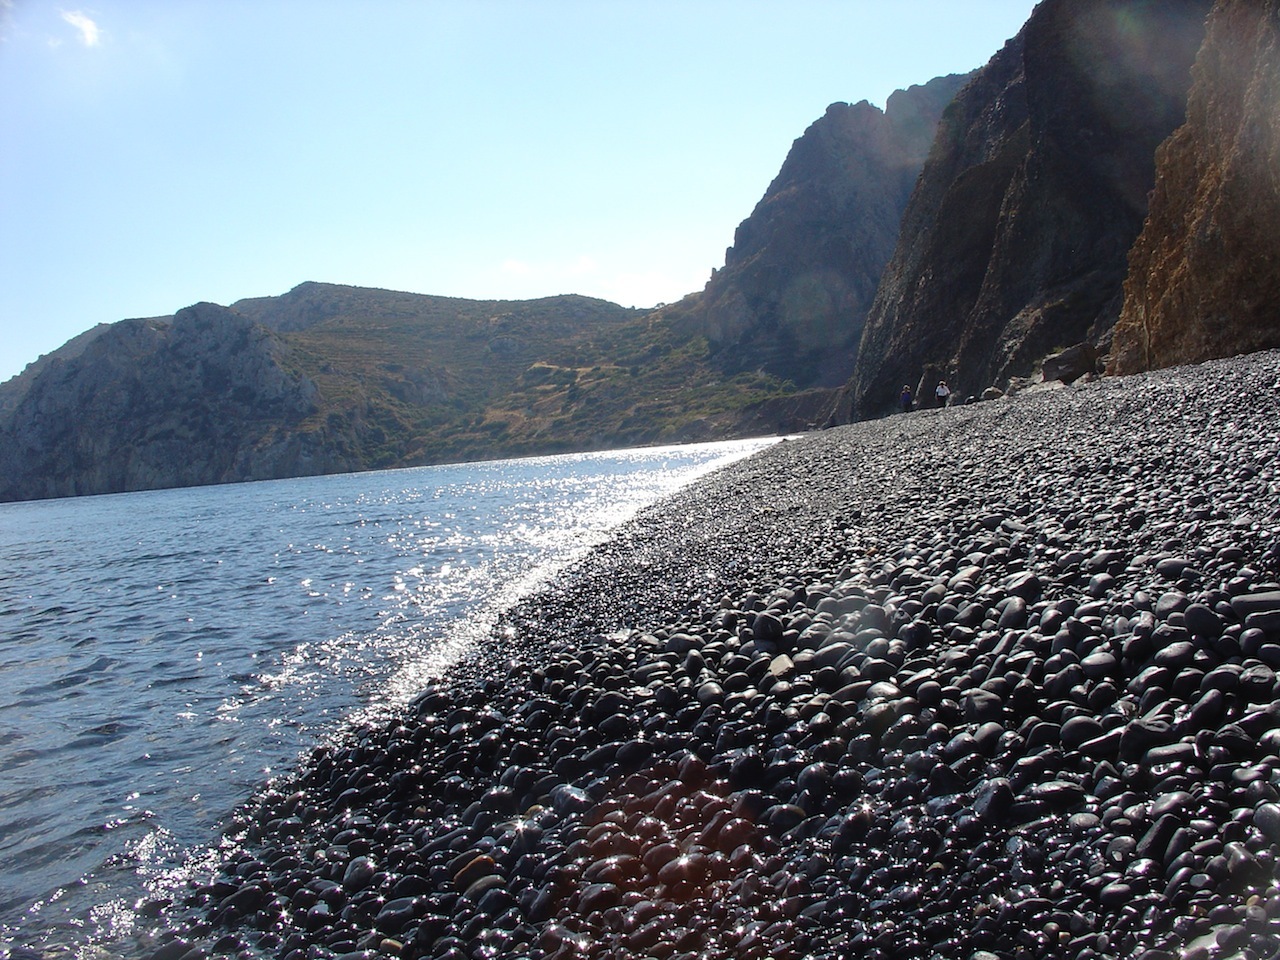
[{"x1": 146, "y1": 351, "x2": 1280, "y2": 960}]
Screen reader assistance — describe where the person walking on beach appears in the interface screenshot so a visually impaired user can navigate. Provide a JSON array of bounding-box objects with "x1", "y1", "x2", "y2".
[
  {"x1": 900, "y1": 385, "x2": 914, "y2": 413},
  {"x1": 935, "y1": 380, "x2": 951, "y2": 408}
]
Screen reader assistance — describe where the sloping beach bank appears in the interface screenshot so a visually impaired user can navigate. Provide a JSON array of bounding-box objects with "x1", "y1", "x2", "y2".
[{"x1": 153, "y1": 351, "x2": 1280, "y2": 960}]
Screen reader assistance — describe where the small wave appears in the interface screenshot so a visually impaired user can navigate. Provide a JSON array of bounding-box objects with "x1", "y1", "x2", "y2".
[
  {"x1": 80, "y1": 721, "x2": 130, "y2": 738},
  {"x1": 2, "y1": 749, "x2": 53, "y2": 772},
  {"x1": 145, "y1": 674, "x2": 202, "y2": 688},
  {"x1": 68, "y1": 656, "x2": 119, "y2": 676}
]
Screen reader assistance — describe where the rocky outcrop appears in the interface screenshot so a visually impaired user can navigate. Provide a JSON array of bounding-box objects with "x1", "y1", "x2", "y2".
[
  {"x1": 0, "y1": 303, "x2": 328, "y2": 502},
  {"x1": 1041, "y1": 342, "x2": 1102, "y2": 384},
  {"x1": 670, "y1": 74, "x2": 970, "y2": 389},
  {"x1": 0, "y1": 323, "x2": 112, "y2": 419},
  {"x1": 1109, "y1": 0, "x2": 1280, "y2": 374},
  {"x1": 231, "y1": 281, "x2": 345, "y2": 332},
  {"x1": 850, "y1": 0, "x2": 1212, "y2": 417}
]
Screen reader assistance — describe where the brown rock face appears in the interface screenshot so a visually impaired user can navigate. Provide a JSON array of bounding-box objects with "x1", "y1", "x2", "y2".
[
  {"x1": 1110, "y1": 0, "x2": 1280, "y2": 374},
  {"x1": 670, "y1": 74, "x2": 970, "y2": 390},
  {"x1": 850, "y1": 0, "x2": 1211, "y2": 417}
]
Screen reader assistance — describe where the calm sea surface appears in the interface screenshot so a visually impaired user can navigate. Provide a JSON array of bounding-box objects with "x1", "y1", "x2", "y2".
[{"x1": 0, "y1": 438, "x2": 775, "y2": 957}]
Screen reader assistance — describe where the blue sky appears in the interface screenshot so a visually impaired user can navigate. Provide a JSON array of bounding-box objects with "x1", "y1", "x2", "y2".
[{"x1": 0, "y1": 1, "x2": 1039, "y2": 384}]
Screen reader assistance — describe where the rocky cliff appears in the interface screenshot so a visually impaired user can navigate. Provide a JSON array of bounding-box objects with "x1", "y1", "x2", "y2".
[
  {"x1": 0, "y1": 323, "x2": 112, "y2": 419},
  {"x1": 0, "y1": 303, "x2": 330, "y2": 502},
  {"x1": 850, "y1": 0, "x2": 1212, "y2": 417},
  {"x1": 1109, "y1": 0, "x2": 1280, "y2": 373},
  {"x1": 666, "y1": 74, "x2": 970, "y2": 390}
]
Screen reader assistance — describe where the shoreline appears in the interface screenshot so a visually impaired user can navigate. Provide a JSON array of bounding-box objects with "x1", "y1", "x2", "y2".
[{"x1": 147, "y1": 350, "x2": 1280, "y2": 960}]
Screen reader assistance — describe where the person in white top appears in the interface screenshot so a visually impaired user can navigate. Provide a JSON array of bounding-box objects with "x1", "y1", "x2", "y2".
[{"x1": 935, "y1": 380, "x2": 951, "y2": 408}]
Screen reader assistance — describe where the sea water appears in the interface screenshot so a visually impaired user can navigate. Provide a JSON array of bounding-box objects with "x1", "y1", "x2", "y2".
[{"x1": 0, "y1": 438, "x2": 776, "y2": 956}]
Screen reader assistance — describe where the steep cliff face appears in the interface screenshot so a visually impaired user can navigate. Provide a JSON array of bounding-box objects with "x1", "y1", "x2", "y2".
[
  {"x1": 670, "y1": 74, "x2": 970, "y2": 389},
  {"x1": 850, "y1": 0, "x2": 1212, "y2": 416},
  {"x1": 1110, "y1": 0, "x2": 1280, "y2": 374},
  {"x1": 0, "y1": 323, "x2": 112, "y2": 419},
  {"x1": 0, "y1": 303, "x2": 328, "y2": 502}
]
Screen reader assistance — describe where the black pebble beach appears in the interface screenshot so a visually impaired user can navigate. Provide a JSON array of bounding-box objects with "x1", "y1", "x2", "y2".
[{"x1": 151, "y1": 350, "x2": 1280, "y2": 960}]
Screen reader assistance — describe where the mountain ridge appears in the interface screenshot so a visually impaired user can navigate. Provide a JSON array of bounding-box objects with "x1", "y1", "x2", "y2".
[
  {"x1": 0, "y1": 64, "x2": 971, "y2": 502},
  {"x1": 8, "y1": 0, "x2": 1280, "y2": 502},
  {"x1": 0, "y1": 287, "x2": 805, "y2": 502}
]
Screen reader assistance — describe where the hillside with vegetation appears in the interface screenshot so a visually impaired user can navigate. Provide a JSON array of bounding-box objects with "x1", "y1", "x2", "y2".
[
  {"x1": 0, "y1": 285, "x2": 797, "y2": 501},
  {"x1": 235, "y1": 282, "x2": 794, "y2": 464}
]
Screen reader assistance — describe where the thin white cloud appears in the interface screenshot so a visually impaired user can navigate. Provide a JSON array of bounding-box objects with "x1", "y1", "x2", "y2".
[
  {"x1": 60, "y1": 10, "x2": 100, "y2": 47},
  {"x1": 500, "y1": 258, "x2": 535, "y2": 278}
]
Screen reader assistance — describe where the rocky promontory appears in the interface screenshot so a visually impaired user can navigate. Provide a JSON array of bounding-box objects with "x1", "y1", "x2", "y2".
[
  {"x1": 139, "y1": 349, "x2": 1280, "y2": 960},
  {"x1": 668, "y1": 73, "x2": 970, "y2": 392},
  {"x1": 0, "y1": 303, "x2": 333, "y2": 503}
]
